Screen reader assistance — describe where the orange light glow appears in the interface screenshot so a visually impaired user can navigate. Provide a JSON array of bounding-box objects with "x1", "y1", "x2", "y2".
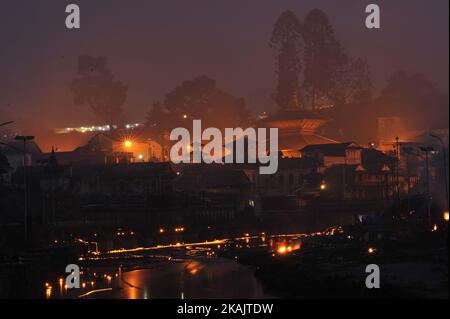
[
  {"x1": 45, "y1": 286, "x2": 52, "y2": 299},
  {"x1": 123, "y1": 140, "x2": 133, "y2": 148},
  {"x1": 190, "y1": 268, "x2": 198, "y2": 275},
  {"x1": 444, "y1": 211, "x2": 449, "y2": 222},
  {"x1": 368, "y1": 247, "x2": 376, "y2": 254},
  {"x1": 432, "y1": 224, "x2": 438, "y2": 232},
  {"x1": 320, "y1": 183, "x2": 326, "y2": 190}
]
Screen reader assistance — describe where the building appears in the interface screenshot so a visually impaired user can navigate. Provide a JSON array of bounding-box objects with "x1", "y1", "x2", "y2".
[
  {"x1": 258, "y1": 90, "x2": 339, "y2": 158},
  {"x1": 0, "y1": 140, "x2": 44, "y2": 168},
  {"x1": 300, "y1": 142, "x2": 363, "y2": 170}
]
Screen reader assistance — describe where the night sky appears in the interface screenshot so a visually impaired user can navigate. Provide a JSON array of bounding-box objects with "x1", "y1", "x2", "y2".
[{"x1": 0, "y1": 0, "x2": 448, "y2": 130}]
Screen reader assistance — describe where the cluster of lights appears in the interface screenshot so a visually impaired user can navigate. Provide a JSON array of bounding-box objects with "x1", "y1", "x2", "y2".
[
  {"x1": 277, "y1": 245, "x2": 293, "y2": 254},
  {"x1": 124, "y1": 123, "x2": 141, "y2": 129},
  {"x1": 175, "y1": 227, "x2": 185, "y2": 233},
  {"x1": 55, "y1": 123, "x2": 142, "y2": 135},
  {"x1": 45, "y1": 271, "x2": 121, "y2": 298},
  {"x1": 55, "y1": 125, "x2": 111, "y2": 134},
  {"x1": 116, "y1": 230, "x2": 134, "y2": 236}
]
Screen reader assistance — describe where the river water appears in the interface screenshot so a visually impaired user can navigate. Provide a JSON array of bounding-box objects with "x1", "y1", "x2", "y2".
[
  {"x1": 47, "y1": 234, "x2": 305, "y2": 299},
  {"x1": 90, "y1": 257, "x2": 272, "y2": 299}
]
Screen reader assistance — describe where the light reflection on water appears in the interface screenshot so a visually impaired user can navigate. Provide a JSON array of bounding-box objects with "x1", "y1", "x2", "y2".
[
  {"x1": 48, "y1": 234, "x2": 309, "y2": 299},
  {"x1": 92, "y1": 258, "x2": 272, "y2": 299}
]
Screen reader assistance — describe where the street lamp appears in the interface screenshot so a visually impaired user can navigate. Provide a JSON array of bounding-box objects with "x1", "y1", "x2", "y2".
[
  {"x1": 420, "y1": 146, "x2": 434, "y2": 224},
  {"x1": 430, "y1": 133, "x2": 448, "y2": 211},
  {"x1": 15, "y1": 135, "x2": 34, "y2": 242}
]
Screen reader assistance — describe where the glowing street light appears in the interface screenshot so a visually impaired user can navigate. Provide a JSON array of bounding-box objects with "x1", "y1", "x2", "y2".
[
  {"x1": 123, "y1": 140, "x2": 133, "y2": 148},
  {"x1": 320, "y1": 183, "x2": 326, "y2": 190},
  {"x1": 444, "y1": 211, "x2": 449, "y2": 222}
]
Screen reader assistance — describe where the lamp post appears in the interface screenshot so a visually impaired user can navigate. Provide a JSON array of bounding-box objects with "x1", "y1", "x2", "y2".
[
  {"x1": 15, "y1": 135, "x2": 34, "y2": 242},
  {"x1": 395, "y1": 137, "x2": 400, "y2": 201},
  {"x1": 430, "y1": 133, "x2": 449, "y2": 212},
  {"x1": 420, "y1": 146, "x2": 434, "y2": 224}
]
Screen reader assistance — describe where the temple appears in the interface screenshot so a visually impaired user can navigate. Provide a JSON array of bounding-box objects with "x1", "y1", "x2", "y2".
[{"x1": 259, "y1": 88, "x2": 338, "y2": 158}]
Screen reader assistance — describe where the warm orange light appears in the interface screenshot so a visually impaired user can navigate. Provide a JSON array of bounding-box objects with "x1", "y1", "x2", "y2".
[
  {"x1": 368, "y1": 247, "x2": 376, "y2": 254},
  {"x1": 190, "y1": 268, "x2": 198, "y2": 275},
  {"x1": 320, "y1": 183, "x2": 326, "y2": 190},
  {"x1": 159, "y1": 228, "x2": 165, "y2": 233},
  {"x1": 277, "y1": 246, "x2": 287, "y2": 254},
  {"x1": 444, "y1": 211, "x2": 449, "y2": 222},
  {"x1": 183, "y1": 114, "x2": 188, "y2": 119},
  {"x1": 432, "y1": 224, "x2": 438, "y2": 232},
  {"x1": 124, "y1": 140, "x2": 133, "y2": 148},
  {"x1": 45, "y1": 286, "x2": 52, "y2": 299}
]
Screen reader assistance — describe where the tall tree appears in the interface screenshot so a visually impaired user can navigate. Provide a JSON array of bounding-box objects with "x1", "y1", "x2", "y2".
[
  {"x1": 301, "y1": 9, "x2": 344, "y2": 110},
  {"x1": 269, "y1": 10, "x2": 303, "y2": 110},
  {"x1": 301, "y1": 9, "x2": 371, "y2": 110},
  {"x1": 332, "y1": 57, "x2": 372, "y2": 105},
  {"x1": 71, "y1": 55, "x2": 128, "y2": 126}
]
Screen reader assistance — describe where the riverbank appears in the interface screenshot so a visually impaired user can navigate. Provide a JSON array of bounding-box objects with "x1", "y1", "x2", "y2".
[{"x1": 226, "y1": 232, "x2": 449, "y2": 298}]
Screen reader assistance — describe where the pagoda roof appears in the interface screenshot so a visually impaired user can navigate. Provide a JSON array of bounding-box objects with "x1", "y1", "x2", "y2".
[
  {"x1": 278, "y1": 133, "x2": 339, "y2": 152},
  {"x1": 258, "y1": 109, "x2": 330, "y2": 132}
]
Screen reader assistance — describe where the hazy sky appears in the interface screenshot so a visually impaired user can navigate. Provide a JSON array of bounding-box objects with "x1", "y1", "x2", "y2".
[{"x1": 0, "y1": 0, "x2": 448, "y2": 130}]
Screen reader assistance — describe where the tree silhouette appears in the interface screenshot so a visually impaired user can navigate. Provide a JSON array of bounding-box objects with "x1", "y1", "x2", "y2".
[
  {"x1": 146, "y1": 75, "x2": 250, "y2": 133},
  {"x1": 269, "y1": 10, "x2": 303, "y2": 110},
  {"x1": 375, "y1": 70, "x2": 449, "y2": 130},
  {"x1": 301, "y1": 9, "x2": 371, "y2": 110},
  {"x1": 71, "y1": 55, "x2": 128, "y2": 126}
]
